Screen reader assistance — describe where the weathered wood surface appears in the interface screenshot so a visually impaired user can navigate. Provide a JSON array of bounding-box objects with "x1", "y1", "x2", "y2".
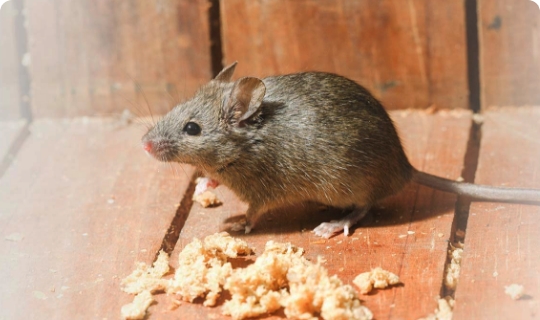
[
  {"x1": 24, "y1": 0, "x2": 212, "y2": 118},
  {"x1": 479, "y1": 0, "x2": 540, "y2": 108},
  {"x1": 220, "y1": 0, "x2": 469, "y2": 110},
  {"x1": 0, "y1": 120, "x2": 26, "y2": 162},
  {"x1": 453, "y1": 107, "x2": 540, "y2": 319},
  {"x1": 0, "y1": 118, "x2": 195, "y2": 319},
  {"x1": 0, "y1": 1, "x2": 22, "y2": 120},
  {"x1": 148, "y1": 110, "x2": 472, "y2": 319}
]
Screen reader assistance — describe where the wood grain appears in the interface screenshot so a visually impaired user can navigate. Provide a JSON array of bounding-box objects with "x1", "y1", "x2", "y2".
[
  {"x1": 24, "y1": 0, "x2": 212, "y2": 118},
  {"x1": 220, "y1": 0, "x2": 469, "y2": 110},
  {"x1": 0, "y1": 118, "x2": 195, "y2": 319},
  {"x1": 0, "y1": 1, "x2": 22, "y2": 120},
  {"x1": 479, "y1": 0, "x2": 540, "y2": 108},
  {"x1": 453, "y1": 107, "x2": 540, "y2": 319},
  {"x1": 145, "y1": 110, "x2": 472, "y2": 319},
  {"x1": 0, "y1": 120, "x2": 27, "y2": 163}
]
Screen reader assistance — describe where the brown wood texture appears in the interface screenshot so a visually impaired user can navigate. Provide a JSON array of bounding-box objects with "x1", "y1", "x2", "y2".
[
  {"x1": 24, "y1": 0, "x2": 212, "y2": 118},
  {"x1": 479, "y1": 0, "x2": 540, "y2": 108},
  {"x1": 0, "y1": 1, "x2": 22, "y2": 120},
  {"x1": 145, "y1": 110, "x2": 472, "y2": 319},
  {"x1": 220, "y1": 0, "x2": 469, "y2": 110},
  {"x1": 453, "y1": 107, "x2": 540, "y2": 319},
  {"x1": 0, "y1": 118, "x2": 195, "y2": 319}
]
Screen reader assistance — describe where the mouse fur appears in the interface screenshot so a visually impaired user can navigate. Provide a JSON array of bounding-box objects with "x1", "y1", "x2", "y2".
[{"x1": 142, "y1": 62, "x2": 540, "y2": 238}]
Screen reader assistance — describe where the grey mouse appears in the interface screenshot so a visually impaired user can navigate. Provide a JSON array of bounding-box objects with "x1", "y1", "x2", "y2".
[{"x1": 142, "y1": 62, "x2": 540, "y2": 238}]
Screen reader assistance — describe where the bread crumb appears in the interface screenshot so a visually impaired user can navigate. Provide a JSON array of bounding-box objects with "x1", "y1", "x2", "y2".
[
  {"x1": 418, "y1": 296, "x2": 454, "y2": 320},
  {"x1": 505, "y1": 284, "x2": 525, "y2": 300},
  {"x1": 444, "y1": 246, "x2": 463, "y2": 290},
  {"x1": 121, "y1": 290, "x2": 154, "y2": 320},
  {"x1": 203, "y1": 231, "x2": 252, "y2": 257},
  {"x1": 121, "y1": 233, "x2": 372, "y2": 320},
  {"x1": 224, "y1": 241, "x2": 372, "y2": 320},
  {"x1": 223, "y1": 241, "x2": 303, "y2": 319},
  {"x1": 167, "y1": 232, "x2": 252, "y2": 306},
  {"x1": 193, "y1": 177, "x2": 221, "y2": 207},
  {"x1": 193, "y1": 190, "x2": 222, "y2": 208},
  {"x1": 284, "y1": 257, "x2": 373, "y2": 320},
  {"x1": 353, "y1": 267, "x2": 400, "y2": 294},
  {"x1": 472, "y1": 113, "x2": 484, "y2": 125},
  {"x1": 121, "y1": 250, "x2": 170, "y2": 294}
]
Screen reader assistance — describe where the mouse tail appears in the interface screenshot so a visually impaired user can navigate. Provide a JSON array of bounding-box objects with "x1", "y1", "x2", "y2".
[{"x1": 412, "y1": 170, "x2": 540, "y2": 204}]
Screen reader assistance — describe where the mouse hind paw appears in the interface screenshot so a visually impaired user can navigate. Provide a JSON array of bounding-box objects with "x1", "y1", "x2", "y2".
[{"x1": 313, "y1": 206, "x2": 370, "y2": 238}]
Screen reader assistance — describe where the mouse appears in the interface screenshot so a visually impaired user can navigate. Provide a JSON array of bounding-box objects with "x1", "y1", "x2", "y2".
[{"x1": 141, "y1": 62, "x2": 540, "y2": 238}]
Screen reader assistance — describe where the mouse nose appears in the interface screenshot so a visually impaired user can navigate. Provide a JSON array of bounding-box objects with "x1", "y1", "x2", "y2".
[{"x1": 142, "y1": 141, "x2": 153, "y2": 153}]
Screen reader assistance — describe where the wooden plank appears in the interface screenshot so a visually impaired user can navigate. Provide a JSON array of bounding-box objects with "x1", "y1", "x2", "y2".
[
  {"x1": 0, "y1": 118, "x2": 195, "y2": 319},
  {"x1": 0, "y1": 1, "x2": 22, "y2": 120},
  {"x1": 146, "y1": 110, "x2": 472, "y2": 319},
  {"x1": 479, "y1": 0, "x2": 540, "y2": 108},
  {"x1": 25, "y1": 0, "x2": 212, "y2": 118},
  {"x1": 0, "y1": 120, "x2": 27, "y2": 162},
  {"x1": 220, "y1": 0, "x2": 468, "y2": 110},
  {"x1": 453, "y1": 107, "x2": 540, "y2": 319}
]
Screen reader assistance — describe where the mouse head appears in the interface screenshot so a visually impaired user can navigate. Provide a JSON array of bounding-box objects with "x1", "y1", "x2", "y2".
[{"x1": 141, "y1": 62, "x2": 266, "y2": 171}]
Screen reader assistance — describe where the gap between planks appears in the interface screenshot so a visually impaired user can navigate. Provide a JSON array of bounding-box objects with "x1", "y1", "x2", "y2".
[
  {"x1": 440, "y1": 118, "x2": 482, "y2": 299},
  {"x1": 0, "y1": 120, "x2": 30, "y2": 179},
  {"x1": 157, "y1": 174, "x2": 199, "y2": 256}
]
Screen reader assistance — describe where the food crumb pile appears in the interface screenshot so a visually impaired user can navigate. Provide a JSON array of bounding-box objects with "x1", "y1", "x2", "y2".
[
  {"x1": 353, "y1": 267, "x2": 400, "y2": 295},
  {"x1": 418, "y1": 296, "x2": 455, "y2": 320},
  {"x1": 120, "y1": 232, "x2": 384, "y2": 320},
  {"x1": 444, "y1": 245, "x2": 463, "y2": 290}
]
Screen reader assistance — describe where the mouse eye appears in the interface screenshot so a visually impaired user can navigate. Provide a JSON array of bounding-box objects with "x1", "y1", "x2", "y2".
[{"x1": 183, "y1": 122, "x2": 201, "y2": 136}]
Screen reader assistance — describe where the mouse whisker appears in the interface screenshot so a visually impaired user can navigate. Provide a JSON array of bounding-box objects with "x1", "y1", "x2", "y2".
[
  {"x1": 126, "y1": 75, "x2": 156, "y2": 126},
  {"x1": 116, "y1": 91, "x2": 149, "y2": 121}
]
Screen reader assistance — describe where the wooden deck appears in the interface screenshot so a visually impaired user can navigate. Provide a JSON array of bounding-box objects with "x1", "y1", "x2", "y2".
[{"x1": 1, "y1": 108, "x2": 538, "y2": 319}]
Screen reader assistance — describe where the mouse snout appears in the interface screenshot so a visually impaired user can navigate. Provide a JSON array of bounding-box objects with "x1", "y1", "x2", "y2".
[
  {"x1": 141, "y1": 136, "x2": 176, "y2": 162},
  {"x1": 142, "y1": 141, "x2": 153, "y2": 153}
]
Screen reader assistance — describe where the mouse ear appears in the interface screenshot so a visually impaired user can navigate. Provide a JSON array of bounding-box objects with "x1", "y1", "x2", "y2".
[
  {"x1": 221, "y1": 77, "x2": 266, "y2": 127},
  {"x1": 214, "y1": 61, "x2": 238, "y2": 82}
]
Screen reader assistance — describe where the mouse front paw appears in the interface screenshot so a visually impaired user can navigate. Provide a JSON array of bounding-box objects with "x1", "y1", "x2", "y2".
[{"x1": 194, "y1": 177, "x2": 220, "y2": 196}]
